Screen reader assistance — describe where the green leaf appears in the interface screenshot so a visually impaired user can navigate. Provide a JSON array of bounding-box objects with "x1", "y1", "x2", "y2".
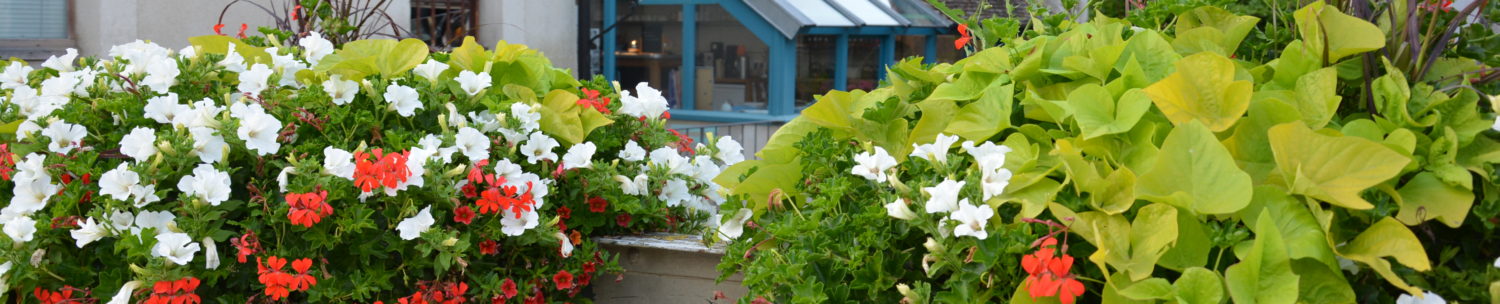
[
  {"x1": 927, "y1": 71, "x2": 997, "y2": 102},
  {"x1": 1293, "y1": 1, "x2": 1385, "y2": 63},
  {"x1": 908, "y1": 99, "x2": 957, "y2": 145},
  {"x1": 536, "y1": 90, "x2": 586, "y2": 145},
  {"x1": 188, "y1": 35, "x2": 272, "y2": 65},
  {"x1": 1157, "y1": 207, "x2": 1212, "y2": 271},
  {"x1": 1267, "y1": 123, "x2": 1410, "y2": 209},
  {"x1": 1069, "y1": 84, "x2": 1151, "y2": 139},
  {"x1": 1270, "y1": 41, "x2": 1323, "y2": 89},
  {"x1": 1143, "y1": 52, "x2": 1253, "y2": 132},
  {"x1": 1116, "y1": 30, "x2": 1182, "y2": 83},
  {"x1": 1224, "y1": 97, "x2": 1302, "y2": 183},
  {"x1": 1122, "y1": 203, "x2": 1179, "y2": 281},
  {"x1": 944, "y1": 82, "x2": 1014, "y2": 142},
  {"x1": 1394, "y1": 172, "x2": 1474, "y2": 228},
  {"x1": 1238, "y1": 186, "x2": 1339, "y2": 271},
  {"x1": 1290, "y1": 258, "x2": 1356, "y2": 304},
  {"x1": 316, "y1": 38, "x2": 430, "y2": 79},
  {"x1": 799, "y1": 90, "x2": 859, "y2": 133},
  {"x1": 1174, "y1": 267, "x2": 1225, "y2": 304},
  {"x1": 1117, "y1": 278, "x2": 1174, "y2": 300},
  {"x1": 0, "y1": 119, "x2": 21, "y2": 134},
  {"x1": 1335, "y1": 217, "x2": 1431, "y2": 295},
  {"x1": 1292, "y1": 68, "x2": 1341, "y2": 129},
  {"x1": 1173, "y1": 6, "x2": 1261, "y2": 55},
  {"x1": 1225, "y1": 211, "x2": 1300, "y2": 304},
  {"x1": 1086, "y1": 166, "x2": 1137, "y2": 215},
  {"x1": 1137, "y1": 120, "x2": 1253, "y2": 215},
  {"x1": 448, "y1": 36, "x2": 490, "y2": 72}
]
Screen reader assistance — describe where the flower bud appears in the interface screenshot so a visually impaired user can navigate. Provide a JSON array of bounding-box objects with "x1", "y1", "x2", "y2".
[
  {"x1": 885, "y1": 198, "x2": 917, "y2": 221},
  {"x1": 441, "y1": 237, "x2": 458, "y2": 247},
  {"x1": 438, "y1": 114, "x2": 449, "y2": 132},
  {"x1": 156, "y1": 141, "x2": 176, "y2": 156},
  {"x1": 130, "y1": 264, "x2": 148, "y2": 276},
  {"x1": 924, "y1": 237, "x2": 944, "y2": 253},
  {"x1": 444, "y1": 164, "x2": 467, "y2": 178},
  {"x1": 896, "y1": 283, "x2": 917, "y2": 302}
]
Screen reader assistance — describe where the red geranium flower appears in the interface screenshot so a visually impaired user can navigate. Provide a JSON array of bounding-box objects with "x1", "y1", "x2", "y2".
[
  {"x1": 232, "y1": 230, "x2": 262, "y2": 263},
  {"x1": 353, "y1": 149, "x2": 413, "y2": 194},
  {"x1": 558, "y1": 206, "x2": 572, "y2": 219},
  {"x1": 1021, "y1": 237, "x2": 1085, "y2": 304},
  {"x1": 213, "y1": 24, "x2": 226, "y2": 36},
  {"x1": 287, "y1": 190, "x2": 333, "y2": 228},
  {"x1": 577, "y1": 88, "x2": 613, "y2": 114},
  {"x1": 587, "y1": 197, "x2": 608, "y2": 212},
  {"x1": 453, "y1": 205, "x2": 475, "y2": 225},
  {"x1": 0, "y1": 144, "x2": 17, "y2": 181},
  {"x1": 954, "y1": 23, "x2": 972, "y2": 50},
  {"x1": 616, "y1": 213, "x2": 631, "y2": 228},
  {"x1": 145, "y1": 278, "x2": 201, "y2": 304},
  {"x1": 479, "y1": 239, "x2": 499, "y2": 255},
  {"x1": 33, "y1": 287, "x2": 74, "y2": 304},
  {"x1": 237, "y1": 23, "x2": 249, "y2": 38}
]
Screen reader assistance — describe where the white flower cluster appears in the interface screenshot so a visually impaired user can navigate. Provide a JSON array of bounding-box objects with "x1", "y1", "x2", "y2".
[{"x1": 873, "y1": 134, "x2": 1015, "y2": 240}]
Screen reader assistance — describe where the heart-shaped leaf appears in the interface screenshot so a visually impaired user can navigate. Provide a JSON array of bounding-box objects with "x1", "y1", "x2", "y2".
[{"x1": 1143, "y1": 52, "x2": 1253, "y2": 132}]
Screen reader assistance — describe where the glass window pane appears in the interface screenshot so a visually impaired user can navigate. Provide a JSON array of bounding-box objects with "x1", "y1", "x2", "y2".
[
  {"x1": 0, "y1": 0, "x2": 68, "y2": 39},
  {"x1": 691, "y1": 5, "x2": 770, "y2": 114},
  {"x1": 829, "y1": 0, "x2": 900, "y2": 26},
  {"x1": 846, "y1": 36, "x2": 882, "y2": 91},
  {"x1": 796, "y1": 35, "x2": 838, "y2": 108},
  {"x1": 783, "y1": 0, "x2": 854, "y2": 27},
  {"x1": 878, "y1": 0, "x2": 946, "y2": 27},
  {"x1": 614, "y1": 5, "x2": 685, "y2": 107}
]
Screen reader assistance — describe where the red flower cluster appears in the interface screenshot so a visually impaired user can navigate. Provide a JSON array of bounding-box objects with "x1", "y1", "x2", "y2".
[
  {"x1": 0, "y1": 143, "x2": 15, "y2": 181},
  {"x1": 145, "y1": 278, "x2": 201, "y2": 304},
  {"x1": 616, "y1": 213, "x2": 632, "y2": 228},
  {"x1": 553, "y1": 270, "x2": 574, "y2": 290},
  {"x1": 353, "y1": 148, "x2": 412, "y2": 194},
  {"x1": 232, "y1": 230, "x2": 263, "y2": 263},
  {"x1": 577, "y1": 88, "x2": 612, "y2": 114},
  {"x1": 667, "y1": 129, "x2": 695, "y2": 153},
  {"x1": 1021, "y1": 237, "x2": 1085, "y2": 304},
  {"x1": 954, "y1": 23, "x2": 972, "y2": 50},
  {"x1": 34, "y1": 286, "x2": 86, "y2": 304},
  {"x1": 453, "y1": 205, "x2": 476, "y2": 225},
  {"x1": 587, "y1": 196, "x2": 608, "y2": 213},
  {"x1": 258, "y1": 256, "x2": 317, "y2": 300},
  {"x1": 286, "y1": 190, "x2": 333, "y2": 227},
  {"x1": 463, "y1": 161, "x2": 537, "y2": 216},
  {"x1": 497, "y1": 278, "x2": 519, "y2": 301},
  {"x1": 391, "y1": 281, "x2": 468, "y2": 304},
  {"x1": 1419, "y1": 0, "x2": 1454, "y2": 12}
]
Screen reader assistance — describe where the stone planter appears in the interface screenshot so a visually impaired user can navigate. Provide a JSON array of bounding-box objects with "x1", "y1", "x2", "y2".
[{"x1": 591, "y1": 233, "x2": 748, "y2": 303}]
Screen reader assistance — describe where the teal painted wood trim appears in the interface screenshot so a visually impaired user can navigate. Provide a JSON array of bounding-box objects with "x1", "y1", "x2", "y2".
[
  {"x1": 834, "y1": 33, "x2": 848, "y2": 91},
  {"x1": 681, "y1": 4, "x2": 697, "y2": 110},
  {"x1": 604, "y1": 0, "x2": 617, "y2": 82},
  {"x1": 923, "y1": 34, "x2": 937, "y2": 64}
]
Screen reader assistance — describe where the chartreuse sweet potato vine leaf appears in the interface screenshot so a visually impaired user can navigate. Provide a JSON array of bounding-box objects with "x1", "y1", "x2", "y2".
[
  {"x1": 1238, "y1": 186, "x2": 1339, "y2": 272},
  {"x1": 534, "y1": 89, "x2": 613, "y2": 146},
  {"x1": 189, "y1": 35, "x2": 273, "y2": 65},
  {"x1": 448, "y1": 36, "x2": 491, "y2": 72},
  {"x1": 1394, "y1": 172, "x2": 1475, "y2": 228},
  {"x1": 1225, "y1": 212, "x2": 1300, "y2": 304},
  {"x1": 1137, "y1": 120, "x2": 1253, "y2": 215},
  {"x1": 1292, "y1": 67, "x2": 1341, "y2": 129},
  {"x1": 1068, "y1": 84, "x2": 1151, "y2": 139},
  {"x1": 1143, "y1": 52, "x2": 1253, "y2": 132},
  {"x1": 1076, "y1": 203, "x2": 1179, "y2": 281},
  {"x1": 1335, "y1": 217, "x2": 1431, "y2": 296},
  {"x1": 1172, "y1": 6, "x2": 1261, "y2": 55},
  {"x1": 1267, "y1": 123, "x2": 1410, "y2": 210},
  {"x1": 315, "y1": 38, "x2": 429, "y2": 80},
  {"x1": 944, "y1": 82, "x2": 1014, "y2": 142},
  {"x1": 1117, "y1": 267, "x2": 1224, "y2": 303},
  {"x1": 1293, "y1": 1, "x2": 1385, "y2": 64}
]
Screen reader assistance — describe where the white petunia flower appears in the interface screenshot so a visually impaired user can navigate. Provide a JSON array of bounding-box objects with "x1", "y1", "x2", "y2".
[
  {"x1": 718, "y1": 208, "x2": 753, "y2": 239},
  {"x1": 468, "y1": 111, "x2": 501, "y2": 132},
  {"x1": 413, "y1": 59, "x2": 448, "y2": 83},
  {"x1": 980, "y1": 168, "x2": 1013, "y2": 201},
  {"x1": 119, "y1": 127, "x2": 158, "y2": 162},
  {"x1": 619, "y1": 140, "x2": 647, "y2": 162},
  {"x1": 176, "y1": 98, "x2": 224, "y2": 129},
  {"x1": 277, "y1": 167, "x2": 295, "y2": 193},
  {"x1": 219, "y1": 43, "x2": 247, "y2": 73},
  {"x1": 41, "y1": 48, "x2": 78, "y2": 72},
  {"x1": 106, "y1": 281, "x2": 142, "y2": 304},
  {"x1": 108, "y1": 210, "x2": 135, "y2": 232},
  {"x1": 963, "y1": 141, "x2": 1013, "y2": 173},
  {"x1": 923, "y1": 179, "x2": 965, "y2": 213},
  {"x1": 456, "y1": 70, "x2": 491, "y2": 96},
  {"x1": 323, "y1": 147, "x2": 355, "y2": 179},
  {"x1": 455, "y1": 127, "x2": 491, "y2": 162},
  {"x1": 619, "y1": 83, "x2": 669, "y2": 119},
  {"x1": 851, "y1": 147, "x2": 899, "y2": 183},
  {"x1": 691, "y1": 155, "x2": 722, "y2": 183},
  {"x1": 949, "y1": 199, "x2": 994, "y2": 239},
  {"x1": 9, "y1": 177, "x2": 57, "y2": 217},
  {"x1": 510, "y1": 102, "x2": 541, "y2": 132},
  {"x1": 132, "y1": 210, "x2": 175, "y2": 234},
  {"x1": 396, "y1": 206, "x2": 436, "y2": 240},
  {"x1": 1492, "y1": 116, "x2": 1500, "y2": 132},
  {"x1": 99, "y1": 163, "x2": 141, "y2": 202},
  {"x1": 519, "y1": 132, "x2": 560, "y2": 164},
  {"x1": 885, "y1": 198, "x2": 918, "y2": 220},
  {"x1": 179, "y1": 45, "x2": 197, "y2": 59},
  {"x1": 562, "y1": 142, "x2": 597, "y2": 170},
  {"x1": 910, "y1": 133, "x2": 960, "y2": 164},
  {"x1": 129, "y1": 184, "x2": 161, "y2": 207},
  {"x1": 615, "y1": 174, "x2": 649, "y2": 196},
  {"x1": 299, "y1": 32, "x2": 334, "y2": 65},
  {"x1": 1395, "y1": 292, "x2": 1446, "y2": 304},
  {"x1": 384, "y1": 83, "x2": 423, "y2": 117},
  {"x1": 323, "y1": 74, "x2": 359, "y2": 105},
  {"x1": 151, "y1": 232, "x2": 200, "y2": 265},
  {"x1": 41, "y1": 120, "x2": 87, "y2": 154},
  {"x1": 14, "y1": 120, "x2": 39, "y2": 140},
  {"x1": 177, "y1": 164, "x2": 232, "y2": 206},
  {"x1": 649, "y1": 147, "x2": 691, "y2": 176},
  {"x1": 238, "y1": 63, "x2": 274, "y2": 97},
  {"x1": 141, "y1": 58, "x2": 180, "y2": 92},
  {"x1": 188, "y1": 127, "x2": 228, "y2": 164},
  {"x1": 143, "y1": 93, "x2": 189, "y2": 124},
  {"x1": 659, "y1": 178, "x2": 692, "y2": 207},
  {"x1": 202, "y1": 236, "x2": 220, "y2": 269},
  {"x1": 231, "y1": 103, "x2": 282, "y2": 156},
  {"x1": 70, "y1": 217, "x2": 110, "y2": 248},
  {"x1": 500, "y1": 209, "x2": 540, "y2": 236},
  {"x1": 715, "y1": 137, "x2": 745, "y2": 165},
  {"x1": 3, "y1": 217, "x2": 36, "y2": 243},
  {"x1": 555, "y1": 231, "x2": 574, "y2": 258},
  {"x1": 266, "y1": 47, "x2": 307, "y2": 88},
  {"x1": 0, "y1": 61, "x2": 33, "y2": 90}
]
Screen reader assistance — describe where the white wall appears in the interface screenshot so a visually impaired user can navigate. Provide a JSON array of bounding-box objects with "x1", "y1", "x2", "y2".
[
  {"x1": 477, "y1": 0, "x2": 579, "y2": 75},
  {"x1": 75, "y1": 0, "x2": 409, "y2": 57}
]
